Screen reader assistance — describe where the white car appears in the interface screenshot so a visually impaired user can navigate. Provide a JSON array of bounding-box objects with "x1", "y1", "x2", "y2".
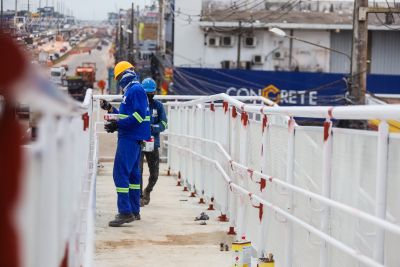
[{"x1": 50, "y1": 67, "x2": 66, "y2": 85}]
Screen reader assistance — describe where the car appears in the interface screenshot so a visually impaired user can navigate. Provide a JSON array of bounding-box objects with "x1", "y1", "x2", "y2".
[
  {"x1": 60, "y1": 46, "x2": 67, "y2": 53},
  {"x1": 50, "y1": 67, "x2": 67, "y2": 85}
]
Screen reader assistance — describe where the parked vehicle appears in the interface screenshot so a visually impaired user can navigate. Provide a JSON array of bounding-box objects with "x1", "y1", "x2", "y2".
[
  {"x1": 75, "y1": 62, "x2": 96, "y2": 89},
  {"x1": 50, "y1": 67, "x2": 67, "y2": 85},
  {"x1": 66, "y1": 77, "x2": 87, "y2": 101}
]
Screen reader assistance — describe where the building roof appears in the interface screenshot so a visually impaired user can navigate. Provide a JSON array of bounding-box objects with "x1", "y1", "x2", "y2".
[{"x1": 200, "y1": 10, "x2": 400, "y2": 30}]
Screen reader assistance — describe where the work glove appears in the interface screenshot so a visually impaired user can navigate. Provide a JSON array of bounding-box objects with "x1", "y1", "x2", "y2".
[
  {"x1": 100, "y1": 99, "x2": 112, "y2": 111},
  {"x1": 104, "y1": 120, "x2": 118, "y2": 133}
]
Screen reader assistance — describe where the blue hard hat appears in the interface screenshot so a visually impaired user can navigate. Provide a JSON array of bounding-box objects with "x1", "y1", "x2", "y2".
[{"x1": 142, "y1": 78, "x2": 157, "y2": 93}]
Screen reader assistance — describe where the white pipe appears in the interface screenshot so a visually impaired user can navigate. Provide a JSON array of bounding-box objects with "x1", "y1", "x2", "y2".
[
  {"x1": 373, "y1": 120, "x2": 389, "y2": 263},
  {"x1": 93, "y1": 94, "x2": 276, "y2": 106},
  {"x1": 167, "y1": 93, "x2": 400, "y2": 120},
  {"x1": 167, "y1": 132, "x2": 400, "y2": 236},
  {"x1": 285, "y1": 117, "x2": 295, "y2": 267},
  {"x1": 320, "y1": 118, "x2": 333, "y2": 267},
  {"x1": 166, "y1": 141, "x2": 385, "y2": 267}
]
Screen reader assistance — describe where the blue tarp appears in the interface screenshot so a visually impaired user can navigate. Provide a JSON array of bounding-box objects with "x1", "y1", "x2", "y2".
[{"x1": 173, "y1": 67, "x2": 400, "y2": 106}]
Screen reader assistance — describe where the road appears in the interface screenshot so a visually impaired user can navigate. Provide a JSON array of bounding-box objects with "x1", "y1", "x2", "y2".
[{"x1": 55, "y1": 38, "x2": 113, "y2": 86}]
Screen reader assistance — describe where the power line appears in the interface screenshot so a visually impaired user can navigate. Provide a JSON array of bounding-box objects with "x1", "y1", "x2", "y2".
[{"x1": 374, "y1": 12, "x2": 400, "y2": 30}]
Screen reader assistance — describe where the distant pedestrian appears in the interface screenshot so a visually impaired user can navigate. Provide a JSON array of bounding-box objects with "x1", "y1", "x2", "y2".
[{"x1": 140, "y1": 78, "x2": 168, "y2": 206}]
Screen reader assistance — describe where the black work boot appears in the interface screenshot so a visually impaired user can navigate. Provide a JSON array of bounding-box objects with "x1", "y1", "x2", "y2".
[
  {"x1": 108, "y1": 213, "x2": 135, "y2": 227},
  {"x1": 133, "y1": 213, "x2": 141, "y2": 220},
  {"x1": 140, "y1": 198, "x2": 145, "y2": 207},
  {"x1": 142, "y1": 190, "x2": 151, "y2": 205}
]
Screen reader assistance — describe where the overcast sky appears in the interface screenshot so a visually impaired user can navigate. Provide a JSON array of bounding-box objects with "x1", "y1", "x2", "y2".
[{"x1": 4, "y1": 0, "x2": 153, "y2": 20}]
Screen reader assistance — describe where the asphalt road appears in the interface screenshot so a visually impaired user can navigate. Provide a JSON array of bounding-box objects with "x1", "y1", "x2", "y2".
[{"x1": 55, "y1": 38, "x2": 113, "y2": 85}]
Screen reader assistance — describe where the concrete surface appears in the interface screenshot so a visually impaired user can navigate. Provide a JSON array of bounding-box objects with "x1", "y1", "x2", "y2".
[{"x1": 95, "y1": 159, "x2": 234, "y2": 267}]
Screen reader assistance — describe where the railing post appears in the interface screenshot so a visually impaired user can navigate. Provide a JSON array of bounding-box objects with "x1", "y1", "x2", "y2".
[
  {"x1": 261, "y1": 114, "x2": 269, "y2": 176},
  {"x1": 320, "y1": 117, "x2": 333, "y2": 267},
  {"x1": 238, "y1": 110, "x2": 249, "y2": 238},
  {"x1": 228, "y1": 106, "x2": 238, "y2": 233},
  {"x1": 285, "y1": 117, "x2": 296, "y2": 267},
  {"x1": 373, "y1": 120, "x2": 389, "y2": 264},
  {"x1": 96, "y1": 99, "x2": 100, "y2": 123},
  {"x1": 167, "y1": 104, "x2": 172, "y2": 172}
]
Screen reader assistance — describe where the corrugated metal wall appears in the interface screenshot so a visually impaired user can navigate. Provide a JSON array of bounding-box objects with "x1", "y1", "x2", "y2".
[
  {"x1": 371, "y1": 31, "x2": 400, "y2": 75},
  {"x1": 330, "y1": 30, "x2": 352, "y2": 74}
]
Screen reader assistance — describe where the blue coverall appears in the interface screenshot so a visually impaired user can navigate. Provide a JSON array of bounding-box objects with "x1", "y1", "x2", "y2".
[
  {"x1": 140, "y1": 99, "x2": 168, "y2": 195},
  {"x1": 149, "y1": 99, "x2": 168, "y2": 149},
  {"x1": 110, "y1": 71, "x2": 151, "y2": 215}
]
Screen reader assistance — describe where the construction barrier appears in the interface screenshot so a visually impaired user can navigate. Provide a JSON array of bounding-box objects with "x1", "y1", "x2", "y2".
[{"x1": 166, "y1": 93, "x2": 400, "y2": 267}]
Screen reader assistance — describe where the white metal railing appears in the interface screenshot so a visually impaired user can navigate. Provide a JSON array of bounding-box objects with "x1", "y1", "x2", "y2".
[
  {"x1": 166, "y1": 93, "x2": 400, "y2": 267},
  {"x1": 91, "y1": 94, "x2": 274, "y2": 162},
  {"x1": 14, "y1": 71, "x2": 97, "y2": 267}
]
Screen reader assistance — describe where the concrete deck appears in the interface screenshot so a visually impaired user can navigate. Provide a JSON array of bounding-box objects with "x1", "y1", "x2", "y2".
[{"x1": 94, "y1": 161, "x2": 233, "y2": 267}]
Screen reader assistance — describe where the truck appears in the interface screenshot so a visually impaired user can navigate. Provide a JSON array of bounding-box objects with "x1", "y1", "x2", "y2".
[
  {"x1": 66, "y1": 62, "x2": 96, "y2": 101},
  {"x1": 50, "y1": 66, "x2": 66, "y2": 85},
  {"x1": 66, "y1": 77, "x2": 87, "y2": 101},
  {"x1": 75, "y1": 62, "x2": 96, "y2": 89}
]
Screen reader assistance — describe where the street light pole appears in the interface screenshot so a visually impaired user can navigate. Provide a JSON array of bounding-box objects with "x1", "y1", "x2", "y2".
[{"x1": 236, "y1": 20, "x2": 242, "y2": 69}]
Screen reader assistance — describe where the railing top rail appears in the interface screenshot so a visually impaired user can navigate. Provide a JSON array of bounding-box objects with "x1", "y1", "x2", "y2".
[
  {"x1": 92, "y1": 94, "x2": 275, "y2": 106},
  {"x1": 20, "y1": 72, "x2": 92, "y2": 116},
  {"x1": 168, "y1": 93, "x2": 400, "y2": 120}
]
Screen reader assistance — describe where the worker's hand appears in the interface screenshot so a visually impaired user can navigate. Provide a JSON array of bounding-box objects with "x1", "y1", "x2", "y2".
[
  {"x1": 100, "y1": 99, "x2": 112, "y2": 111},
  {"x1": 104, "y1": 120, "x2": 118, "y2": 133}
]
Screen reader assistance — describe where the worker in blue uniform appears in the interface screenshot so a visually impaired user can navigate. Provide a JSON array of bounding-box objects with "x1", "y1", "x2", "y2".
[
  {"x1": 140, "y1": 78, "x2": 168, "y2": 206},
  {"x1": 100, "y1": 61, "x2": 151, "y2": 227}
]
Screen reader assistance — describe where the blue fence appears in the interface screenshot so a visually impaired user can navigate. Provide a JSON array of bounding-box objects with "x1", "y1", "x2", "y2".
[{"x1": 173, "y1": 68, "x2": 400, "y2": 106}]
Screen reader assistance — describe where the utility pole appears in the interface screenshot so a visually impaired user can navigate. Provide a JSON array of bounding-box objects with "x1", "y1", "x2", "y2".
[
  {"x1": 15, "y1": 0, "x2": 17, "y2": 17},
  {"x1": 1, "y1": 0, "x2": 3, "y2": 29},
  {"x1": 236, "y1": 20, "x2": 242, "y2": 69},
  {"x1": 128, "y1": 2, "x2": 134, "y2": 64},
  {"x1": 350, "y1": 0, "x2": 369, "y2": 105},
  {"x1": 119, "y1": 24, "x2": 123, "y2": 60},
  {"x1": 27, "y1": 0, "x2": 30, "y2": 13},
  {"x1": 136, "y1": 5, "x2": 140, "y2": 45},
  {"x1": 115, "y1": 22, "x2": 120, "y2": 61},
  {"x1": 158, "y1": 0, "x2": 165, "y2": 54}
]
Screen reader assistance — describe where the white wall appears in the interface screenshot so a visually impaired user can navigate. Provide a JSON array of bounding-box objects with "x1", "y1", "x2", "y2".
[
  {"x1": 173, "y1": 0, "x2": 204, "y2": 67},
  {"x1": 175, "y1": 15, "x2": 332, "y2": 72},
  {"x1": 292, "y1": 30, "x2": 331, "y2": 72}
]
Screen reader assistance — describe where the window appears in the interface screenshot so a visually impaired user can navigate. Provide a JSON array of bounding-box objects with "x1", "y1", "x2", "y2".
[{"x1": 51, "y1": 71, "x2": 61, "y2": 77}]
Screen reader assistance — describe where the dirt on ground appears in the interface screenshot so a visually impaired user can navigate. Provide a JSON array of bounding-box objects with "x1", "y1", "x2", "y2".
[{"x1": 94, "y1": 130, "x2": 234, "y2": 266}]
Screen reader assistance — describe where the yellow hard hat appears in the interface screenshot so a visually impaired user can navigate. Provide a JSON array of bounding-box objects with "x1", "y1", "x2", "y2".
[{"x1": 114, "y1": 61, "x2": 134, "y2": 80}]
